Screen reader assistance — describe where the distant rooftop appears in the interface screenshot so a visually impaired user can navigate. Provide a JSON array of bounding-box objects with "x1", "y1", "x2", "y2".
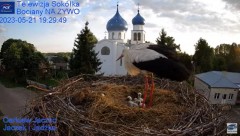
[{"x1": 195, "y1": 71, "x2": 240, "y2": 89}]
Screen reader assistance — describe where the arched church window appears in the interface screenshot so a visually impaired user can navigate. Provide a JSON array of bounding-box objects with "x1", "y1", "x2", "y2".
[
  {"x1": 112, "y1": 32, "x2": 114, "y2": 39},
  {"x1": 134, "y1": 33, "x2": 137, "y2": 41},
  {"x1": 138, "y1": 33, "x2": 141, "y2": 41},
  {"x1": 118, "y1": 32, "x2": 121, "y2": 39},
  {"x1": 101, "y1": 46, "x2": 110, "y2": 55}
]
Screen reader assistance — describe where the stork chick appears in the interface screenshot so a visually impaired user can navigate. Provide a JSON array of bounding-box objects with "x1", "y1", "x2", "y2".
[
  {"x1": 127, "y1": 96, "x2": 138, "y2": 107},
  {"x1": 137, "y1": 92, "x2": 143, "y2": 103}
]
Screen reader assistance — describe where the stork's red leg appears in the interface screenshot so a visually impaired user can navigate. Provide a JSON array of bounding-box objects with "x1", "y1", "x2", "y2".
[
  {"x1": 142, "y1": 76, "x2": 148, "y2": 108},
  {"x1": 148, "y1": 74, "x2": 154, "y2": 107}
]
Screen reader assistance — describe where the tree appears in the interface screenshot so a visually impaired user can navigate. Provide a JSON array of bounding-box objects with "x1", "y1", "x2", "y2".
[
  {"x1": 69, "y1": 22, "x2": 101, "y2": 76},
  {"x1": 227, "y1": 43, "x2": 240, "y2": 72},
  {"x1": 214, "y1": 44, "x2": 231, "y2": 55},
  {"x1": 0, "y1": 39, "x2": 48, "y2": 82},
  {"x1": 156, "y1": 29, "x2": 180, "y2": 51},
  {"x1": 227, "y1": 59, "x2": 240, "y2": 72},
  {"x1": 193, "y1": 38, "x2": 214, "y2": 73},
  {"x1": 177, "y1": 52, "x2": 193, "y2": 72},
  {"x1": 213, "y1": 55, "x2": 227, "y2": 71},
  {"x1": 212, "y1": 43, "x2": 240, "y2": 72}
]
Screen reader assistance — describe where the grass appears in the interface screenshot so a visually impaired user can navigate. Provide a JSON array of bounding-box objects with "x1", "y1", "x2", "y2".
[
  {"x1": 37, "y1": 78, "x2": 60, "y2": 87},
  {"x1": 0, "y1": 76, "x2": 24, "y2": 88},
  {"x1": 0, "y1": 74, "x2": 60, "y2": 89}
]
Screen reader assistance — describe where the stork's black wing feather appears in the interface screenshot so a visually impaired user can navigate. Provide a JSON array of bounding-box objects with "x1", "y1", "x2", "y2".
[{"x1": 133, "y1": 58, "x2": 190, "y2": 81}]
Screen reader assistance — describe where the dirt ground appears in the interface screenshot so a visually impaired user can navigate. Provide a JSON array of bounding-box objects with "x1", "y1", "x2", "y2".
[
  {"x1": 227, "y1": 107, "x2": 240, "y2": 123},
  {"x1": 0, "y1": 83, "x2": 37, "y2": 118},
  {"x1": 225, "y1": 107, "x2": 240, "y2": 135}
]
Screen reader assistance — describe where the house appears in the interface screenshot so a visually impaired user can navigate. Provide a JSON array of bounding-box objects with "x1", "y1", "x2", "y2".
[
  {"x1": 46, "y1": 55, "x2": 69, "y2": 70},
  {"x1": 194, "y1": 71, "x2": 240, "y2": 105}
]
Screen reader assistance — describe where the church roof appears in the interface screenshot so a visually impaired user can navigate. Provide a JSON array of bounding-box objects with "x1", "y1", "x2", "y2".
[
  {"x1": 132, "y1": 10, "x2": 145, "y2": 25},
  {"x1": 106, "y1": 5, "x2": 128, "y2": 31}
]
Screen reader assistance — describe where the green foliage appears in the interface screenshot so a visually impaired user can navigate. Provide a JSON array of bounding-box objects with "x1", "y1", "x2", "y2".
[
  {"x1": 213, "y1": 55, "x2": 227, "y2": 71},
  {"x1": 193, "y1": 39, "x2": 240, "y2": 73},
  {"x1": 213, "y1": 43, "x2": 240, "y2": 72},
  {"x1": 0, "y1": 75, "x2": 24, "y2": 88},
  {"x1": 193, "y1": 38, "x2": 214, "y2": 73},
  {"x1": 214, "y1": 44, "x2": 231, "y2": 55},
  {"x1": 177, "y1": 52, "x2": 193, "y2": 72},
  {"x1": 0, "y1": 39, "x2": 48, "y2": 82},
  {"x1": 49, "y1": 56, "x2": 67, "y2": 63},
  {"x1": 69, "y1": 22, "x2": 102, "y2": 76},
  {"x1": 37, "y1": 78, "x2": 59, "y2": 87},
  {"x1": 228, "y1": 59, "x2": 240, "y2": 72},
  {"x1": 156, "y1": 29, "x2": 180, "y2": 51},
  {"x1": 44, "y1": 52, "x2": 71, "y2": 62}
]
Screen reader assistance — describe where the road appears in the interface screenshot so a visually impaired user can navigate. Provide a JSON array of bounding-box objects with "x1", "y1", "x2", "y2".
[
  {"x1": 0, "y1": 83, "x2": 37, "y2": 118},
  {"x1": 227, "y1": 107, "x2": 240, "y2": 123}
]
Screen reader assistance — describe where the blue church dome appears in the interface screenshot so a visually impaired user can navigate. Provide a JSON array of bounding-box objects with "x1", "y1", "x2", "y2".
[
  {"x1": 132, "y1": 10, "x2": 145, "y2": 25},
  {"x1": 106, "y1": 5, "x2": 128, "y2": 31}
]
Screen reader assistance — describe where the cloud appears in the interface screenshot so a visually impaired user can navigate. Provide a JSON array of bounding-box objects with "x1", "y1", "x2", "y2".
[
  {"x1": 223, "y1": 0, "x2": 240, "y2": 10},
  {"x1": 145, "y1": 23, "x2": 158, "y2": 28},
  {"x1": 133, "y1": 0, "x2": 205, "y2": 14},
  {"x1": 129, "y1": 0, "x2": 240, "y2": 33}
]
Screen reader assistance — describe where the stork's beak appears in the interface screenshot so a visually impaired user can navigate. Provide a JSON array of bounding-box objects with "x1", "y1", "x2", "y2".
[{"x1": 116, "y1": 54, "x2": 123, "y2": 61}]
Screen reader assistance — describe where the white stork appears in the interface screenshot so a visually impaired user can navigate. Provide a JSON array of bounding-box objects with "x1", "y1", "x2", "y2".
[{"x1": 117, "y1": 44, "x2": 190, "y2": 108}]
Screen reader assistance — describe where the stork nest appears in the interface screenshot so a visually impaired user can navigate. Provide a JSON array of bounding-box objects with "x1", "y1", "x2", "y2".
[{"x1": 19, "y1": 75, "x2": 226, "y2": 136}]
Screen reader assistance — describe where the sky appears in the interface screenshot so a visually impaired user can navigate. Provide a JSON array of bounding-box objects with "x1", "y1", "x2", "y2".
[{"x1": 0, "y1": 0, "x2": 240, "y2": 55}]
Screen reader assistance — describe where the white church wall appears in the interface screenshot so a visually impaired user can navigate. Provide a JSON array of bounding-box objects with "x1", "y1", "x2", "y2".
[
  {"x1": 95, "y1": 40, "x2": 117, "y2": 76},
  {"x1": 133, "y1": 25, "x2": 144, "y2": 30},
  {"x1": 116, "y1": 43, "x2": 128, "y2": 75},
  {"x1": 108, "y1": 31, "x2": 127, "y2": 42},
  {"x1": 131, "y1": 30, "x2": 145, "y2": 44}
]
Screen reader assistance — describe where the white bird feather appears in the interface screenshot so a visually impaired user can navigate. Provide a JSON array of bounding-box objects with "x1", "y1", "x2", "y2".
[{"x1": 124, "y1": 48, "x2": 167, "y2": 63}]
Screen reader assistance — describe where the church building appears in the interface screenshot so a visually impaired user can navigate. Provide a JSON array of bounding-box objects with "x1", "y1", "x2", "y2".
[{"x1": 95, "y1": 4, "x2": 146, "y2": 76}]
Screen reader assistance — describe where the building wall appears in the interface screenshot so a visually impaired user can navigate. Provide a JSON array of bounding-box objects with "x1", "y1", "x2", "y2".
[
  {"x1": 108, "y1": 31, "x2": 127, "y2": 43},
  {"x1": 209, "y1": 88, "x2": 238, "y2": 105},
  {"x1": 116, "y1": 43, "x2": 127, "y2": 75},
  {"x1": 95, "y1": 39, "x2": 127, "y2": 76},
  {"x1": 194, "y1": 78, "x2": 210, "y2": 99},
  {"x1": 95, "y1": 40, "x2": 117, "y2": 76},
  {"x1": 133, "y1": 25, "x2": 144, "y2": 30},
  {"x1": 194, "y1": 77, "x2": 238, "y2": 105},
  {"x1": 131, "y1": 25, "x2": 145, "y2": 44},
  {"x1": 131, "y1": 30, "x2": 145, "y2": 44}
]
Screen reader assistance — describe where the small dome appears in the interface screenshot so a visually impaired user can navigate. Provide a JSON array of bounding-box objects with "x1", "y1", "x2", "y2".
[
  {"x1": 106, "y1": 5, "x2": 128, "y2": 31},
  {"x1": 132, "y1": 11, "x2": 145, "y2": 25}
]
